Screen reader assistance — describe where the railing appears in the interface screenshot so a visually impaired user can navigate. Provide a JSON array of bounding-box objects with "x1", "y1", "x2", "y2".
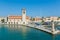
[{"x1": 26, "y1": 23, "x2": 60, "y2": 34}]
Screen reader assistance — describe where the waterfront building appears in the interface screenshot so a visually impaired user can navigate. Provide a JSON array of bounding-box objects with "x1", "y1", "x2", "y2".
[
  {"x1": 44, "y1": 17, "x2": 51, "y2": 22},
  {"x1": 7, "y1": 8, "x2": 30, "y2": 24},
  {"x1": 44, "y1": 16, "x2": 59, "y2": 22},
  {"x1": 34, "y1": 17, "x2": 42, "y2": 22},
  {"x1": 50, "y1": 16, "x2": 58, "y2": 22},
  {"x1": 22, "y1": 8, "x2": 26, "y2": 24},
  {"x1": 7, "y1": 16, "x2": 30, "y2": 24}
]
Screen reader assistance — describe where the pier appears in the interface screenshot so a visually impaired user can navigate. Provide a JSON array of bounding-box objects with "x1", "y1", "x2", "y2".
[{"x1": 26, "y1": 22, "x2": 60, "y2": 34}]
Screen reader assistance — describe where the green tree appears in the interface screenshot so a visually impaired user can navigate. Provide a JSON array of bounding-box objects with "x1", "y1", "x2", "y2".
[
  {"x1": 57, "y1": 17, "x2": 60, "y2": 20},
  {"x1": 32, "y1": 18, "x2": 35, "y2": 21},
  {"x1": 41, "y1": 17, "x2": 44, "y2": 23},
  {"x1": 30, "y1": 17, "x2": 35, "y2": 21},
  {"x1": 1, "y1": 19, "x2": 5, "y2": 23}
]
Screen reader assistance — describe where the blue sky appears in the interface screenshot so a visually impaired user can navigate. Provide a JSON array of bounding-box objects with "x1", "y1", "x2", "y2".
[{"x1": 0, "y1": 0, "x2": 60, "y2": 17}]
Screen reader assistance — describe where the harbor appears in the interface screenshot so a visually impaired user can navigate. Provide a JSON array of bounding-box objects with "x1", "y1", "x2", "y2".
[
  {"x1": 26, "y1": 22, "x2": 60, "y2": 34},
  {"x1": 0, "y1": 0, "x2": 60, "y2": 40},
  {"x1": 0, "y1": 8, "x2": 60, "y2": 35},
  {"x1": 0, "y1": 24, "x2": 60, "y2": 40}
]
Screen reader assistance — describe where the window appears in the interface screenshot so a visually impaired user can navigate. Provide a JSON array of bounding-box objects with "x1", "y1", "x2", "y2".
[
  {"x1": 9, "y1": 22, "x2": 10, "y2": 24},
  {"x1": 23, "y1": 11, "x2": 25, "y2": 14},
  {"x1": 23, "y1": 22, "x2": 25, "y2": 24},
  {"x1": 14, "y1": 22, "x2": 15, "y2": 24}
]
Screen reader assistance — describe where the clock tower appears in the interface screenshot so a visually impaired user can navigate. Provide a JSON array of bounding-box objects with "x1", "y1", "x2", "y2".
[{"x1": 22, "y1": 8, "x2": 26, "y2": 24}]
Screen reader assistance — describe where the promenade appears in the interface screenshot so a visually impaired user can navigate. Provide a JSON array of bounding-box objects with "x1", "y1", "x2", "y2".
[{"x1": 26, "y1": 23, "x2": 60, "y2": 34}]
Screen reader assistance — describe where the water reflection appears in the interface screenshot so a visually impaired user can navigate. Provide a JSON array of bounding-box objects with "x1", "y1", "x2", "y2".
[
  {"x1": 6, "y1": 25, "x2": 21, "y2": 31},
  {"x1": 0, "y1": 25, "x2": 60, "y2": 40},
  {"x1": 6, "y1": 25, "x2": 29, "y2": 40},
  {"x1": 51, "y1": 34, "x2": 55, "y2": 40}
]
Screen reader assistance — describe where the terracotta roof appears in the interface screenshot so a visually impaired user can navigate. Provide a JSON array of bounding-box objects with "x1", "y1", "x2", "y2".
[
  {"x1": 8, "y1": 16, "x2": 30, "y2": 19},
  {"x1": 8, "y1": 16, "x2": 22, "y2": 19}
]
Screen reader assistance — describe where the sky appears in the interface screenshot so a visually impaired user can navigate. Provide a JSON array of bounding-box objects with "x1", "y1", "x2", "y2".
[{"x1": 0, "y1": 0, "x2": 60, "y2": 17}]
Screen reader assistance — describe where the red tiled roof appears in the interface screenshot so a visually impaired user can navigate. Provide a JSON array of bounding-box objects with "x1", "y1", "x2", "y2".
[
  {"x1": 8, "y1": 16, "x2": 22, "y2": 19},
  {"x1": 8, "y1": 16, "x2": 30, "y2": 19}
]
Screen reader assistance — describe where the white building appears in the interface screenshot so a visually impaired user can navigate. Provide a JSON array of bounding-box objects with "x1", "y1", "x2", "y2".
[
  {"x1": 34, "y1": 17, "x2": 42, "y2": 22},
  {"x1": 7, "y1": 8, "x2": 30, "y2": 25},
  {"x1": 44, "y1": 16, "x2": 60, "y2": 22},
  {"x1": 44, "y1": 17, "x2": 51, "y2": 22},
  {"x1": 22, "y1": 8, "x2": 26, "y2": 24}
]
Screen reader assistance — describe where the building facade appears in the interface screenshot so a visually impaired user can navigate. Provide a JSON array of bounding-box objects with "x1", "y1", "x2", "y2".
[
  {"x1": 7, "y1": 8, "x2": 30, "y2": 24},
  {"x1": 33, "y1": 17, "x2": 42, "y2": 22},
  {"x1": 44, "y1": 16, "x2": 60, "y2": 22}
]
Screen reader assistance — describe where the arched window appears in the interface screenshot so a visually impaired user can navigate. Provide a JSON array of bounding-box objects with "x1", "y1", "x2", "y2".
[
  {"x1": 9, "y1": 22, "x2": 10, "y2": 24},
  {"x1": 23, "y1": 22, "x2": 25, "y2": 24}
]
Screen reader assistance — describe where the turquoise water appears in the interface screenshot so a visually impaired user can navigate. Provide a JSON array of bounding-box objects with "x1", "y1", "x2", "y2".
[{"x1": 0, "y1": 25, "x2": 60, "y2": 40}]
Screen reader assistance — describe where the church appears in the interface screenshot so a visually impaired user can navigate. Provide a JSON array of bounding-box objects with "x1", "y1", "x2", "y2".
[{"x1": 7, "y1": 8, "x2": 30, "y2": 25}]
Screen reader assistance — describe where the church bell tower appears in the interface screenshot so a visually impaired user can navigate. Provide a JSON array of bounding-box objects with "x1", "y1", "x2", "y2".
[{"x1": 22, "y1": 8, "x2": 26, "y2": 24}]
